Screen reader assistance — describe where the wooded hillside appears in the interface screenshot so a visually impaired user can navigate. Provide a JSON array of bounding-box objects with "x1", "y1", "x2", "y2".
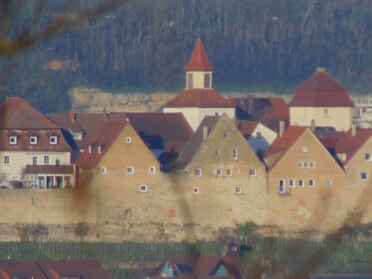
[{"x1": 1, "y1": 0, "x2": 371, "y2": 113}]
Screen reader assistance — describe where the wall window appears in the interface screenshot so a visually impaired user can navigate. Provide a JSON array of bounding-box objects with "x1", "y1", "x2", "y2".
[
  {"x1": 289, "y1": 179, "x2": 295, "y2": 188},
  {"x1": 216, "y1": 169, "x2": 222, "y2": 176},
  {"x1": 361, "y1": 172, "x2": 368, "y2": 180},
  {"x1": 100, "y1": 167, "x2": 107, "y2": 175},
  {"x1": 193, "y1": 187, "x2": 199, "y2": 194},
  {"x1": 139, "y1": 184, "x2": 148, "y2": 193},
  {"x1": 49, "y1": 136, "x2": 58, "y2": 145},
  {"x1": 366, "y1": 153, "x2": 372, "y2": 161},
  {"x1": 256, "y1": 132, "x2": 262, "y2": 139},
  {"x1": 249, "y1": 169, "x2": 256, "y2": 177},
  {"x1": 149, "y1": 166, "x2": 156, "y2": 174},
  {"x1": 278, "y1": 179, "x2": 285, "y2": 194},
  {"x1": 29, "y1": 136, "x2": 38, "y2": 145},
  {"x1": 327, "y1": 179, "x2": 333, "y2": 187},
  {"x1": 44, "y1": 156, "x2": 49, "y2": 165},
  {"x1": 233, "y1": 150, "x2": 238, "y2": 160},
  {"x1": 308, "y1": 179, "x2": 315, "y2": 188},
  {"x1": 235, "y1": 186, "x2": 242, "y2": 194},
  {"x1": 195, "y1": 168, "x2": 202, "y2": 177},
  {"x1": 187, "y1": 73, "x2": 193, "y2": 89},
  {"x1": 302, "y1": 146, "x2": 308, "y2": 153},
  {"x1": 3, "y1": 155, "x2": 10, "y2": 165},
  {"x1": 227, "y1": 169, "x2": 233, "y2": 176},
  {"x1": 32, "y1": 156, "x2": 37, "y2": 165},
  {"x1": 309, "y1": 162, "x2": 315, "y2": 168},
  {"x1": 298, "y1": 179, "x2": 304, "y2": 188},
  {"x1": 303, "y1": 162, "x2": 308, "y2": 168},
  {"x1": 126, "y1": 167, "x2": 134, "y2": 174},
  {"x1": 204, "y1": 73, "x2": 211, "y2": 88},
  {"x1": 126, "y1": 137, "x2": 131, "y2": 144},
  {"x1": 215, "y1": 150, "x2": 219, "y2": 155},
  {"x1": 298, "y1": 162, "x2": 303, "y2": 168},
  {"x1": 324, "y1": 108, "x2": 330, "y2": 117},
  {"x1": 9, "y1": 136, "x2": 17, "y2": 145}
]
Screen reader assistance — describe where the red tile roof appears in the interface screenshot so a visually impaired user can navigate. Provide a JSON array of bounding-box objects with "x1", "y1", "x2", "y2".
[
  {"x1": 0, "y1": 97, "x2": 59, "y2": 129},
  {"x1": 164, "y1": 89, "x2": 235, "y2": 108},
  {"x1": 335, "y1": 128, "x2": 372, "y2": 164},
  {"x1": 75, "y1": 122, "x2": 128, "y2": 167},
  {"x1": 289, "y1": 70, "x2": 354, "y2": 107},
  {"x1": 184, "y1": 39, "x2": 214, "y2": 72},
  {"x1": 236, "y1": 120, "x2": 258, "y2": 138},
  {"x1": 25, "y1": 165, "x2": 74, "y2": 174},
  {"x1": 0, "y1": 261, "x2": 47, "y2": 278}
]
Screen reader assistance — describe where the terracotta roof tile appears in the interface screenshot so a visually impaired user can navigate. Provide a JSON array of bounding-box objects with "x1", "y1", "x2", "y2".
[
  {"x1": 0, "y1": 261, "x2": 47, "y2": 278},
  {"x1": 164, "y1": 89, "x2": 234, "y2": 108},
  {"x1": 184, "y1": 39, "x2": 214, "y2": 72},
  {"x1": 289, "y1": 70, "x2": 354, "y2": 107},
  {"x1": 236, "y1": 120, "x2": 258, "y2": 138}
]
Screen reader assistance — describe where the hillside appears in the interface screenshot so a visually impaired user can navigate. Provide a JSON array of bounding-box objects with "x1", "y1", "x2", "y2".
[{"x1": 1, "y1": 0, "x2": 371, "y2": 113}]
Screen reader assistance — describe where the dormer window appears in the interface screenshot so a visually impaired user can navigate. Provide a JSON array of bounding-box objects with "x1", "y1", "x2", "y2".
[
  {"x1": 9, "y1": 136, "x2": 17, "y2": 145},
  {"x1": 29, "y1": 136, "x2": 38, "y2": 145},
  {"x1": 49, "y1": 136, "x2": 58, "y2": 145}
]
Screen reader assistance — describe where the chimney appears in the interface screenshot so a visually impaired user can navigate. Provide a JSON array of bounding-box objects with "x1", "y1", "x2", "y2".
[
  {"x1": 352, "y1": 122, "x2": 357, "y2": 137},
  {"x1": 310, "y1": 119, "x2": 316, "y2": 131},
  {"x1": 279, "y1": 121, "x2": 285, "y2": 137},
  {"x1": 203, "y1": 126, "x2": 209, "y2": 141},
  {"x1": 69, "y1": 110, "x2": 76, "y2": 122}
]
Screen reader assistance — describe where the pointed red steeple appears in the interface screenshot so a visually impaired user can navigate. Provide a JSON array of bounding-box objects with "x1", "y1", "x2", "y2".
[{"x1": 184, "y1": 39, "x2": 214, "y2": 72}]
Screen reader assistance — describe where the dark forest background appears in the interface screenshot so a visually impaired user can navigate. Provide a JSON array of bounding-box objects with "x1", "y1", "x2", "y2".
[{"x1": 1, "y1": 0, "x2": 371, "y2": 113}]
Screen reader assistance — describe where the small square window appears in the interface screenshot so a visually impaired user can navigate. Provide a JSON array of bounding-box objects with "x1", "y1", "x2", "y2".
[
  {"x1": 126, "y1": 137, "x2": 131, "y2": 144},
  {"x1": 193, "y1": 187, "x2": 199, "y2": 194},
  {"x1": 366, "y1": 153, "x2": 372, "y2": 161},
  {"x1": 126, "y1": 167, "x2": 134, "y2": 174},
  {"x1": 302, "y1": 146, "x2": 308, "y2": 153},
  {"x1": 30, "y1": 136, "x2": 38, "y2": 145},
  {"x1": 49, "y1": 136, "x2": 58, "y2": 145},
  {"x1": 44, "y1": 156, "x2": 49, "y2": 165},
  {"x1": 327, "y1": 179, "x2": 333, "y2": 187},
  {"x1": 3, "y1": 156, "x2": 10, "y2": 165},
  {"x1": 139, "y1": 184, "x2": 148, "y2": 193},
  {"x1": 324, "y1": 108, "x2": 330, "y2": 117},
  {"x1": 298, "y1": 179, "x2": 304, "y2": 188},
  {"x1": 308, "y1": 179, "x2": 315, "y2": 188},
  {"x1": 215, "y1": 150, "x2": 219, "y2": 155},
  {"x1": 298, "y1": 162, "x2": 303, "y2": 168},
  {"x1": 249, "y1": 169, "x2": 256, "y2": 177},
  {"x1": 256, "y1": 132, "x2": 262, "y2": 139},
  {"x1": 361, "y1": 172, "x2": 368, "y2": 180},
  {"x1": 303, "y1": 162, "x2": 308, "y2": 168},
  {"x1": 289, "y1": 179, "x2": 295, "y2": 188},
  {"x1": 9, "y1": 136, "x2": 17, "y2": 145},
  {"x1": 233, "y1": 150, "x2": 238, "y2": 160},
  {"x1": 235, "y1": 186, "x2": 242, "y2": 194},
  {"x1": 227, "y1": 169, "x2": 233, "y2": 176},
  {"x1": 149, "y1": 166, "x2": 156, "y2": 174},
  {"x1": 195, "y1": 168, "x2": 202, "y2": 177},
  {"x1": 216, "y1": 169, "x2": 222, "y2": 176},
  {"x1": 309, "y1": 162, "x2": 315, "y2": 168},
  {"x1": 100, "y1": 167, "x2": 107, "y2": 175}
]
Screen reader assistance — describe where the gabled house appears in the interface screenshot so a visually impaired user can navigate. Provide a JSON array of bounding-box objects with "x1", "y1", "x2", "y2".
[
  {"x1": 288, "y1": 68, "x2": 355, "y2": 131},
  {"x1": 0, "y1": 97, "x2": 73, "y2": 188},
  {"x1": 174, "y1": 114, "x2": 267, "y2": 226},
  {"x1": 75, "y1": 121, "x2": 163, "y2": 225},
  {"x1": 236, "y1": 120, "x2": 277, "y2": 154},
  {"x1": 163, "y1": 39, "x2": 235, "y2": 131},
  {"x1": 0, "y1": 260, "x2": 110, "y2": 279},
  {"x1": 335, "y1": 127, "x2": 372, "y2": 222},
  {"x1": 147, "y1": 256, "x2": 242, "y2": 279},
  {"x1": 264, "y1": 126, "x2": 346, "y2": 231}
]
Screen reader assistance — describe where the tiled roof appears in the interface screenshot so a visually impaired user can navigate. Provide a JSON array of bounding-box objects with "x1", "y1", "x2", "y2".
[
  {"x1": 0, "y1": 261, "x2": 47, "y2": 278},
  {"x1": 25, "y1": 165, "x2": 74, "y2": 174},
  {"x1": 236, "y1": 120, "x2": 258, "y2": 138},
  {"x1": 75, "y1": 122, "x2": 128, "y2": 167},
  {"x1": 335, "y1": 128, "x2": 372, "y2": 164},
  {"x1": 288, "y1": 70, "x2": 355, "y2": 107},
  {"x1": 164, "y1": 89, "x2": 235, "y2": 108},
  {"x1": 176, "y1": 116, "x2": 220, "y2": 169},
  {"x1": 184, "y1": 39, "x2": 214, "y2": 72},
  {"x1": 0, "y1": 97, "x2": 59, "y2": 129}
]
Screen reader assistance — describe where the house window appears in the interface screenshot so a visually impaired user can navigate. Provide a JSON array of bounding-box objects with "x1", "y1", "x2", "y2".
[
  {"x1": 278, "y1": 179, "x2": 285, "y2": 194},
  {"x1": 298, "y1": 179, "x2": 304, "y2": 188},
  {"x1": 327, "y1": 179, "x2": 333, "y2": 187},
  {"x1": 361, "y1": 172, "x2": 368, "y2": 180},
  {"x1": 49, "y1": 136, "x2": 58, "y2": 145},
  {"x1": 289, "y1": 179, "x2": 295, "y2": 188},
  {"x1": 309, "y1": 162, "x2": 315, "y2": 168},
  {"x1": 249, "y1": 169, "x2": 256, "y2": 177},
  {"x1": 233, "y1": 150, "x2": 238, "y2": 160},
  {"x1": 298, "y1": 162, "x2": 303, "y2": 168},
  {"x1": 204, "y1": 73, "x2": 211, "y2": 88},
  {"x1": 308, "y1": 179, "x2": 315, "y2": 188},
  {"x1": 302, "y1": 146, "x2": 308, "y2": 153},
  {"x1": 216, "y1": 169, "x2": 222, "y2": 176},
  {"x1": 29, "y1": 136, "x2": 38, "y2": 145},
  {"x1": 227, "y1": 169, "x2": 233, "y2": 176},
  {"x1": 256, "y1": 132, "x2": 262, "y2": 139},
  {"x1": 100, "y1": 167, "x2": 107, "y2": 175},
  {"x1": 303, "y1": 162, "x2": 308, "y2": 168},
  {"x1": 366, "y1": 153, "x2": 372, "y2": 161},
  {"x1": 9, "y1": 136, "x2": 17, "y2": 145},
  {"x1": 187, "y1": 73, "x2": 193, "y2": 89},
  {"x1": 44, "y1": 156, "x2": 49, "y2": 165},
  {"x1": 195, "y1": 168, "x2": 202, "y2": 177},
  {"x1": 235, "y1": 186, "x2": 242, "y2": 194},
  {"x1": 149, "y1": 166, "x2": 156, "y2": 174},
  {"x1": 324, "y1": 108, "x2": 330, "y2": 117},
  {"x1": 193, "y1": 187, "x2": 199, "y2": 194},
  {"x1": 215, "y1": 150, "x2": 219, "y2": 155},
  {"x1": 139, "y1": 184, "x2": 148, "y2": 193},
  {"x1": 126, "y1": 137, "x2": 131, "y2": 144},
  {"x1": 32, "y1": 156, "x2": 37, "y2": 165},
  {"x1": 3, "y1": 155, "x2": 10, "y2": 165},
  {"x1": 126, "y1": 167, "x2": 134, "y2": 174}
]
